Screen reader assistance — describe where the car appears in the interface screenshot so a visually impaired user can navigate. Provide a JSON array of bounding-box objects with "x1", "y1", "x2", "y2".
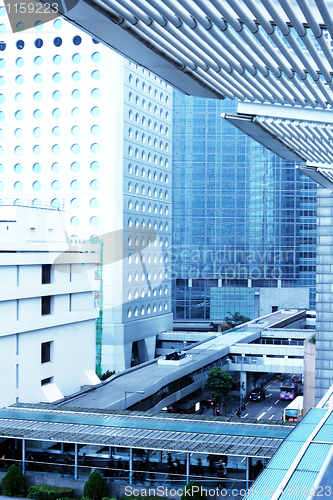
[{"x1": 249, "y1": 387, "x2": 265, "y2": 401}]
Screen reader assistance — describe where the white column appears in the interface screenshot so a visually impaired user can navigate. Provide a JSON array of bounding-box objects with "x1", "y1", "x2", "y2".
[
  {"x1": 246, "y1": 457, "x2": 250, "y2": 491},
  {"x1": 74, "y1": 443, "x2": 78, "y2": 480},
  {"x1": 22, "y1": 438, "x2": 26, "y2": 475},
  {"x1": 129, "y1": 448, "x2": 133, "y2": 485},
  {"x1": 186, "y1": 453, "x2": 190, "y2": 484}
]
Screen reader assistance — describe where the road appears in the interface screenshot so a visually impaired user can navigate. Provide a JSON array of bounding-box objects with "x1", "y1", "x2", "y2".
[
  {"x1": 202, "y1": 379, "x2": 296, "y2": 422},
  {"x1": 241, "y1": 379, "x2": 288, "y2": 421}
]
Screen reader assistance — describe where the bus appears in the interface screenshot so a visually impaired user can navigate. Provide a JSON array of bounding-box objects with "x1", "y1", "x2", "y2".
[
  {"x1": 280, "y1": 380, "x2": 300, "y2": 400},
  {"x1": 283, "y1": 396, "x2": 303, "y2": 422}
]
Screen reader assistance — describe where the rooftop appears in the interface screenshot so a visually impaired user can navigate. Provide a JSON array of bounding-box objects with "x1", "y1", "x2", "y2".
[{"x1": 0, "y1": 404, "x2": 294, "y2": 459}]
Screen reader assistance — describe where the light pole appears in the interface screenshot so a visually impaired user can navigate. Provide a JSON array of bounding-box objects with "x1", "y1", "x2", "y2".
[{"x1": 124, "y1": 390, "x2": 145, "y2": 410}]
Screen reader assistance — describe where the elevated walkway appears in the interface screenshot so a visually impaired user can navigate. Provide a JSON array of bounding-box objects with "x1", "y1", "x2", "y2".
[{"x1": 59, "y1": 310, "x2": 307, "y2": 411}]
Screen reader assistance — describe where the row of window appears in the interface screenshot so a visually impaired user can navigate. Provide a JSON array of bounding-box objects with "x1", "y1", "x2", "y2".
[
  {"x1": 128, "y1": 62, "x2": 168, "y2": 87},
  {"x1": 129, "y1": 90, "x2": 170, "y2": 106},
  {"x1": 8, "y1": 121, "x2": 101, "y2": 140},
  {"x1": 128, "y1": 74, "x2": 170, "y2": 95},
  {"x1": 0, "y1": 71, "x2": 100, "y2": 95},
  {"x1": 127, "y1": 220, "x2": 169, "y2": 233},
  {"x1": 0, "y1": 143, "x2": 100, "y2": 156},
  {"x1": 7, "y1": 102, "x2": 100, "y2": 122},
  {"x1": 129, "y1": 126, "x2": 169, "y2": 138},
  {"x1": 0, "y1": 52, "x2": 101, "y2": 70},
  {"x1": 128, "y1": 183, "x2": 169, "y2": 196},
  {"x1": 0, "y1": 179, "x2": 100, "y2": 192},
  {"x1": 127, "y1": 253, "x2": 168, "y2": 265},
  {"x1": 9, "y1": 161, "x2": 100, "y2": 173},
  {"x1": 127, "y1": 197, "x2": 169, "y2": 213},
  {"x1": 127, "y1": 285, "x2": 168, "y2": 300},
  {"x1": 14, "y1": 36, "x2": 83, "y2": 50},
  {"x1": 129, "y1": 108, "x2": 169, "y2": 121},
  {"x1": 70, "y1": 216, "x2": 99, "y2": 227},
  {"x1": 128, "y1": 207, "x2": 169, "y2": 220},
  {"x1": 128, "y1": 269, "x2": 168, "y2": 283},
  {"x1": 127, "y1": 301, "x2": 168, "y2": 318},
  {"x1": 128, "y1": 157, "x2": 169, "y2": 171}
]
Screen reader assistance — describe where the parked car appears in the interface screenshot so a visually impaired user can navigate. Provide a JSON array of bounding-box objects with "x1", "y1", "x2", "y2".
[{"x1": 249, "y1": 387, "x2": 265, "y2": 401}]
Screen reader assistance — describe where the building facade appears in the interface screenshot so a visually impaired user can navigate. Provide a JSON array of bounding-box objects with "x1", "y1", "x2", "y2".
[
  {"x1": 0, "y1": 11, "x2": 173, "y2": 372},
  {"x1": 172, "y1": 93, "x2": 316, "y2": 321},
  {"x1": 0, "y1": 204, "x2": 99, "y2": 407}
]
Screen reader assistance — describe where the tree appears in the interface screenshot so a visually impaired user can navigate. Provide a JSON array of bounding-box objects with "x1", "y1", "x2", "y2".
[
  {"x1": 181, "y1": 481, "x2": 206, "y2": 500},
  {"x1": 98, "y1": 369, "x2": 115, "y2": 381},
  {"x1": 224, "y1": 311, "x2": 250, "y2": 328},
  {"x1": 83, "y1": 471, "x2": 108, "y2": 500},
  {"x1": 1, "y1": 464, "x2": 27, "y2": 497},
  {"x1": 204, "y1": 367, "x2": 234, "y2": 405}
]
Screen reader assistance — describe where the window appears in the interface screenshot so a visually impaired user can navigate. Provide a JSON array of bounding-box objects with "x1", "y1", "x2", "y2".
[
  {"x1": 41, "y1": 341, "x2": 51, "y2": 363},
  {"x1": 41, "y1": 377, "x2": 53, "y2": 385},
  {"x1": 41, "y1": 296, "x2": 51, "y2": 315},
  {"x1": 42, "y1": 264, "x2": 51, "y2": 284}
]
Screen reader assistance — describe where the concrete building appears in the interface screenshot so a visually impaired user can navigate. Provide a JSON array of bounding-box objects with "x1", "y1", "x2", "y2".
[
  {"x1": 0, "y1": 203, "x2": 99, "y2": 407},
  {"x1": 0, "y1": 12, "x2": 173, "y2": 373}
]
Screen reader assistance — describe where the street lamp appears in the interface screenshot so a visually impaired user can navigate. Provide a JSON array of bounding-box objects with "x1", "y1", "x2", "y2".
[{"x1": 124, "y1": 390, "x2": 145, "y2": 410}]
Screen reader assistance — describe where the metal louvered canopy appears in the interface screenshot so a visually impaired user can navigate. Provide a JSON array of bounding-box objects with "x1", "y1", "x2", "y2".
[
  {"x1": 59, "y1": 0, "x2": 333, "y2": 108},
  {"x1": 55, "y1": 0, "x2": 333, "y2": 168},
  {"x1": 0, "y1": 405, "x2": 294, "y2": 459}
]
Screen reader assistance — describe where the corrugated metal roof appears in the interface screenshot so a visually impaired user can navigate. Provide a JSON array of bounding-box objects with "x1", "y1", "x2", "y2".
[
  {"x1": 241, "y1": 408, "x2": 333, "y2": 499},
  {"x1": 313, "y1": 426, "x2": 333, "y2": 443},
  {"x1": 243, "y1": 468, "x2": 287, "y2": 499},
  {"x1": 301, "y1": 408, "x2": 327, "y2": 425},
  {"x1": 323, "y1": 412, "x2": 333, "y2": 425},
  {"x1": 0, "y1": 405, "x2": 287, "y2": 458},
  {"x1": 297, "y1": 443, "x2": 332, "y2": 472},
  {"x1": 283, "y1": 470, "x2": 318, "y2": 494},
  {"x1": 266, "y1": 440, "x2": 304, "y2": 470},
  {"x1": 284, "y1": 423, "x2": 318, "y2": 441}
]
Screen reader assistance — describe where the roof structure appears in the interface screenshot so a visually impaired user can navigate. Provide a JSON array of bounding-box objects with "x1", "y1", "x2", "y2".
[
  {"x1": 0, "y1": 404, "x2": 293, "y2": 459},
  {"x1": 57, "y1": 309, "x2": 305, "y2": 411},
  {"x1": 56, "y1": 0, "x2": 333, "y2": 169},
  {"x1": 243, "y1": 406, "x2": 333, "y2": 499}
]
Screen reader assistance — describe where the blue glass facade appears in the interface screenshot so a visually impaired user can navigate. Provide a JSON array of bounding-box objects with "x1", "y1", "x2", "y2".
[{"x1": 172, "y1": 92, "x2": 316, "y2": 320}]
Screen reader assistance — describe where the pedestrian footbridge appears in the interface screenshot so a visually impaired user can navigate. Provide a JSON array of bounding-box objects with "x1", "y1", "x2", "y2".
[{"x1": 59, "y1": 309, "x2": 307, "y2": 412}]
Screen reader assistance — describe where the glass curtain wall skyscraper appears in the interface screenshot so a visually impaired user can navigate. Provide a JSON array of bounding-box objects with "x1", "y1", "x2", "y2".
[{"x1": 172, "y1": 93, "x2": 316, "y2": 321}]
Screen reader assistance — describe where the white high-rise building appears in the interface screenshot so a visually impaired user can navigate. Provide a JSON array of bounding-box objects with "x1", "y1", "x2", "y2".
[
  {"x1": 0, "y1": 9, "x2": 173, "y2": 373},
  {"x1": 0, "y1": 204, "x2": 99, "y2": 407}
]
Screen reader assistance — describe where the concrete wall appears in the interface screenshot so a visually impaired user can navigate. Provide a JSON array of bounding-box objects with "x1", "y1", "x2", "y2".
[
  {"x1": 0, "y1": 208, "x2": 99, "y2": 407},
  {"x1": 259, "y1": 288, "x2": 309, "y2": 317}
]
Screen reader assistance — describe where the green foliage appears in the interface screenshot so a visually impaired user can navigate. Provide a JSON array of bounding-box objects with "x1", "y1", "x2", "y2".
[
  {"x1": 1, "y1": 464, "x2": 27, "y2": 497},
  {"x1": 312, "y1": 334, "x2": 316, "y2": 344},
  {"x1": 224, "y1": 311, "x2": 250, "y2": 328},
  {"x1": 27, "y1": 485, "x2": 73, "y2": 500},
  {"x1": 181, "y1": 481, "x2": 206, "y2": 500},
  {"x1": 204, "y1": 367, "x2": 234, "y2": 402},
  {"x1": 83, "y1": 471, "x2": 108, "y2": 500},
  {"x1": 98, "y1": 370, "x2": 115, "y2": 381}
]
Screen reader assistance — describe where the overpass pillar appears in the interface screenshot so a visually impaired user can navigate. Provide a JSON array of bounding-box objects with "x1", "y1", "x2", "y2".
[{"x1": 316, "y1": 187, "x2": 333, "y2": 403}]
